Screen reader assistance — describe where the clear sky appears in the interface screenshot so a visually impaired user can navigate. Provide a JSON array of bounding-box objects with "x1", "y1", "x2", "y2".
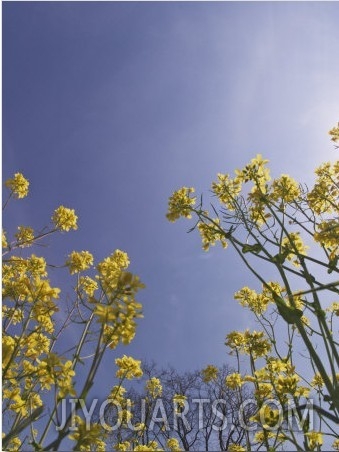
[{"x1": 3, "y1": 1, "x2": 339, "y2": 387}]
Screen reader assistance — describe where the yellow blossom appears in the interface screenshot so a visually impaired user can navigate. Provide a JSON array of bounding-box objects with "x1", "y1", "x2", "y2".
[
  {"x1": 311, "y1": 373, "x2": 324, "y2": 388},
  {"x1": 201, "y1": 365, "x2": 218, "y2": 382},
  {"x1": 329, "y1": 123, "x2": 339, "y2": 142},
  {"x1": 173, "y1": 394, "x2": 187, "y2": 409},
  {"x1": 167, "y1": 438, "x2": 181, "y2": 451},
  {"x1": 314, "y1": 220, "x2": 339, "y2": 260},
  {"x1": 115, "y1": 441, "x2": 131, "y2": 451},
  {"x1": 236, "y1": 154, "x2": 270, "y2": 191},
  {"x1": 2, "y1": 229, "x2": 8, "y2": 248},
  {"x1": 68, "y1": 416, "x2": 106, "y2": 450},
  {"x1": 15, "y1": 226, "x2": 34, "y2": 247},
  {"x1": 271, "y1": 174, "x2": 300, "y2": 203},
  {"x1": 109, "y1": 385, "x2": 127, "y2": 404},
  {"x1": 52, "y1": 206, "x2": 78, "y2": 231},
  {"x1": 253, "y1": 430, "x2": 275, "y2": 443},
  {"x1": 78, "y1": 275, "x2": 98, "y2": 297},
  {"x1": 212, "y1": 173, "x2": 242, "y2": 210},
  {"x1": 5, "y1": 172, "x2": 29, "y2": 198},
  {"x1": 146, "y1": 377, "x2": 163, "y2": 398},
  {"x1": 255, "y1": 383, "x2": 273, "y2": 399},
  {"x1": 97, "y1": 249, "x2": 130, "y2": 291},
  {"x1": 115, "y1": 355, "x2": 143, "y2": 380},
  {"x1": 66, "y1": 250, "x2": 93, "y2": 274},
  {"x1": 327, "y1": 302, "x2": 339, "y2": 316},
  {"x1": 235, "y1": 286, "x2": 271, "y2": 315},
  {"x1": 4, "y1": 436, "x2": 22, "y2": 452},
  {"x1": 198, "y1": 219, "x2": 228, "y2": 251},
  {"x1": 166, "y1": 187, "x2": 196, "y2": 222},
  {"x1": 225, "y1": 330, "x2": 271, "y2": 359},
  {"x1": 225, "y1": 372, "x2": 243, "y2": 389},
  {"x1": 227, "y1": 445, "x2": 246, "y2": 452},
  {"x1": 308, "y1": 162, "x2": 339, "y2": 215},
  {"x1": 281, "y1": 232, "x2": 308, "y2": 267},
  {"x1": 305, "y1": 431, "x2": 323, "y2": 450},
  {"x1": 134, "y1": 442, "x2": 160, "y2": 451}
]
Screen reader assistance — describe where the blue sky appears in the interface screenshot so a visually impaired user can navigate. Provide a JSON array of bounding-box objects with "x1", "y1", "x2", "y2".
[{"x1": 3, "y1": 0, "x2": 339, "y2": 386}]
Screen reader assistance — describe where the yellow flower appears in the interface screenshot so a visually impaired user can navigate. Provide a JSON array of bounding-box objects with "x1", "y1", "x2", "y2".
[
  {"x1": 66, "y1": 250, "x2": 93, "y2": 274},
  {"x1": 327, "y1": 302, "x2": 339, "y2": 316},
  {"x1": 212, "y1": 173, "x2": 242, "y2": 210},
  {"x1": 166, "y1": 187, "x2": 196, "y2": 222},
  {"x1": 236, "y1": 154, "x2": 270, "y2": 191},
  {"x1": 2, "y1": 229, "x2": 8, "y2": 248},
  {"x1": 271, "y1": 174, "x2": 300, "y2": 203},
  {"x1": 308, "y1": 161, "x2": 339, "y2": 215},
  {"x1": 225, "y1": 372, "x2": 243, "y2": 389},
  {"x1": 167, "y1": 438, "x2": 181, "y2": 451},
  {"x1": 226, "y1": 330, "x2": 271, "y2": 359},
  {"x1": 4, "y1": 436, "x2": 22, "y2": 452},
  {"x1": 329, "y1": 123, "x2": 339, "y2": 142},
  {"x1": 227, "y1": 445, "x2": 246, "y2": 452},
  {"x1": 68, "y1": 416, "x2": 106, "y2": 450},
  {"x1": 253, "y1": 430, "x2": 275, "y2": 442},
  {"x1": 134, "y1": 442, "x2": 160, "y2": 451},
  {"x1": 332, "y1": 439, "x2": 339, "y2": 450},
  {"x1": 235, "y1": 286, "x2": 271, "y2": 315},
  {"x1": 198, "y1": 219, "x2": 228, "y2": 251},
  {"x1": 275, "y1": 374, "x2": 300, "y2": 396},
  {"x1": 5, "y1": 173, "x2": 29, "y2": 198},
  {"x1": 281, "y1": 232, "x2": 308, "y2": 267},
  {"x1": 94, "y1": 304, "x2": 117, "y2": 324},
  {"x1": 146, "y1": 377, "x2": 163, "y2": 398},
  {"x1": 311, "y1": 373, "x2": 324, "y2": 388},
  {"x1": 255, "y1": 383, "x2": 273, "y2": 399},
  {"x1": 314, "y1": 220, "x2": 339, "y2": 260},
  {"x1": 97, "y1": 249, "x2": 130, "y2": 291},
  {"x1": 115, "y1": 441, "x2": 131, "y2": 451},
  {"x1": 305, "y1": 431, "x2": 323, "y2": 450},
  {"x1": 52, "y1": 206, "x2": 78, "y2": 231},
  {"x1": 201, "y1": 365, "x2": 218, "y2": 382},
  {"x1": 173, "y1": 394, "x2": 187, "y2": 408},
  {"x1": 15, "y1": 225, "x2": 34, "y2": 247},
  {"x1": 115, "y1": 355, "x2": 143, "y2": 379},
  {"x1": 78, "y1": 276, "x2": 98, "y2": 297},
  {"x1": 109, "y1": 385, "x2": 127, "y2": 404}
]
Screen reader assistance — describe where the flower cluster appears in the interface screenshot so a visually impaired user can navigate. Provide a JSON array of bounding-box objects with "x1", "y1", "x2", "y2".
[
  {"x1": 173, "y1": 394, "x2": 187, "y2": 409},
  {"x1": 146, "y1": 377, "x2": 163, "y2": 398},
  {"x1": 166, "y1": 187, "x2": 196, "y2": 222},
  {"x1": 5, "y1": 172, "x2": 29, "y2": 198},
  {"x1": 115, "y1": 355, "x2": 143, "y2": 380},
  {"x1": 201, "y1": 364, "x2": 219, "y2": 382},
  {"x1": 197, "y1": 219, "x2": 228, "y2": 251},
  {"x1": 226, "y1": 329, "x2": 272, "y2": 359},
  {"x1": 271, "y1": 174, "x2": 300, "y2": 203},
  {"x1": 281, "y1": 232, "x2": 308, "y2": 267},
  {"x1": 52, "y1": 205, "x2": 78, "y2": 231},
  {"x1": 66, "y1": 250, "x2": 94, "y2": 274},
  {"x1": 15, "y1": 225, "x2": 35, "y2": 247},
  {"x1": 3, "y1": 172, "x2": 145, "y2": 451}
]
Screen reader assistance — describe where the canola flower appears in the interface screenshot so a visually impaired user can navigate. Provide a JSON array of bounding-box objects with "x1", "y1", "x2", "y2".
[
  {"x1": 201, "y1": 364, "x2": 219, "y2": 382},
  {"x1": 52, "y1": 205, "x2": 78, "y2": 231},
  {"x1": 2, "y1": 173, "x2": 145, "y2": 451},
  {"x1": 115, "y1": 355, "x2": 143, "y2": 380},
  {"x1": 167, "y1": 127, "x2": 339, "y2": 450},
  {"x1": 5, "y1": 172, "x2": 29, "y2": 199},
  {"x1": 66, "y1": 250, "x2": 94, "y2": 274},
  {"x1": 146, "y1": 377, "x2": 163, "y2": 398}
]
